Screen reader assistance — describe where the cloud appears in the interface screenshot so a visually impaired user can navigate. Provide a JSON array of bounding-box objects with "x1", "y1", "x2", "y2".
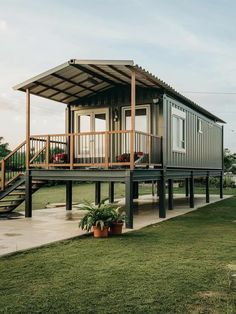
[{"x1": 0, "y1": 20, "x2": 8, "y2": 32}]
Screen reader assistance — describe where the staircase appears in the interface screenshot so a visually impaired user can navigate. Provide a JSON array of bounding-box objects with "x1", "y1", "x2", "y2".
[{"x1": 0, "y1": 140, "x2": 45, "y2": 214}]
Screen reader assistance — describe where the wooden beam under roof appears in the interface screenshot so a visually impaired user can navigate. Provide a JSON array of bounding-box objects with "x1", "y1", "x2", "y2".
[
  {"x1": 72, "y1": 64, "x2": 116, "y2": 86},
  {"x1": 51, "y1": 73, "x2": 97, "y2": 93},
  {"x1": 89, "y1": 64, "x2": 128, "y2": 84},
  {"x1": 35, "y1": 81, "x2": 80, "y2": 98}
]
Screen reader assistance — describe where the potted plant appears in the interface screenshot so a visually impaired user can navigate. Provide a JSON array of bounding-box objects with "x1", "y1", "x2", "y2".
[
  {"x1": 110, "y1": 206, "x2": 125, "y2": 235},
  {"x1": 78, "y1": 202, "x2": 114, "y2": 238}
]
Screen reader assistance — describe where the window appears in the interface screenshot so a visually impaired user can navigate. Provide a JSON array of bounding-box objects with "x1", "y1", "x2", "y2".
[
  {"x1": 197, "y1": 118, "x2": 203, "y2": 133},
  {"x1": 122, "y1": 105, "x2": 150, "y2": 133},
  {"x1": 172, "y1": 107, "x2": 186, "y2": 152}
]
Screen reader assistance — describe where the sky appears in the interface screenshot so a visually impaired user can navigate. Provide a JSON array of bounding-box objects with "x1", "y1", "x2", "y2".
[{"x1": 0, "y1": 0, "x2": 236, "y2": 151}]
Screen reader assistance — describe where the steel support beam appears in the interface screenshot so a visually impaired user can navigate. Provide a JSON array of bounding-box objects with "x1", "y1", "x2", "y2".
[
  {"x1": 133, "y1": 182, "x2": 139, "y2": 199},
  {"x1": 206, "y1": 174, "x2": 210, "y2": 203},
  {"x1": 25, "y1": 171, "x2": 32, "y2": 217},
  {"x1": 159, "y1": 172, "x2": 166, "y2": 218},
  {"x1": 109, "y1": 182, "x2": 114, "y2": 203},
  {"x1": 125, "y1": 171, "x2": 133, "y2": 228},
  {"x1": 95, "y1": 181, "x2": 101, "y2": 205},
  {"x1": 66, "y1": 181, "x2": 73, "y2": 210},
  {"x1": 185, "y1": 178, "x2": 189, "y2": 197},
  {"x1": 168, "y1": 179, "x2": 173, "y2": 210},
  {"x1": 220, "y1": 172, "x2": 223, "y2": 199},
  {"x1": 189, "y1": 173, "x2": 194, "y2": 208}
]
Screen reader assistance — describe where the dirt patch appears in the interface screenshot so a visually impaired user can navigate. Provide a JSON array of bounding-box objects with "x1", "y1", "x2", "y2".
[
  {"x1": 198, "y1": 291, "x2": 224, "y2": 298},
  {"x1": 188, "y1": 303, "x2": 220, "y2": 314},
  {"x1": 227, "y1": 264, "x2": 236, "y2": 271}
]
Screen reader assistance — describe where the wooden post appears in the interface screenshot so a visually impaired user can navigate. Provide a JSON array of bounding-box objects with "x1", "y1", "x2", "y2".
[
  {"x1": 189, "y1": 173, "x2": 194, "y2": 208},
  {"x1": 67, "y1": 104, "x2": 72, "y2": 165},
  {"x1": 130, "y1": 70, "x2": 136, "y2": 170},
  {"x1": 168, "y1": 179, "x2": 173, "y2": 210},
  {"x1": 220, "y1": 172, "x2": 223, "y2": 199},
  {"x1": 46, "y1": 135, "x2": 50, "y2": 169},
  {"x1": 95, "y1": 182, "x2": 101, "y2": 205},
  {"x1": 67, "y1": 104, "x2": 71, "y2": 133},
  {"x1": 185, "y1": 178, "x2": 189, "y2": 197},
  {"x1": 105, "y1": 131, "x2": 109, "y2": 169},
  {"x1": 70, "y1": 134, "x2": 74, "y2": 169},
  {"x1": 148, "y1": 135, "x2": 151, "y2": 165},
  {"x1": 26, "y1": 89, "x2": 30, "y2": 169},
  {"x1": 206, "y1": 174, "x2": 210, "y2": 203},
  {"x1": 125, "y1": 171, "x2": 133, "y2": 228},
  {"x1": 1, "y1": 159, "x2": 5, "y2": 190},
  {"x1": 25, "y1": 170, "x2": 32, "y2": 217},
  {"x1": 66, "y1": 181, "x2": 72, "y2": 210},
  {"x1": 159, "y1": 172, "x2": 166, "y2": 218},
  {"x1": 109, "y1": 182, "x2": 114, "y2": 203}
]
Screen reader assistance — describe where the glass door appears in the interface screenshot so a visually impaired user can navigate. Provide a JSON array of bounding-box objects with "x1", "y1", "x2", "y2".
[
  {"x1": 75, "y1": 109, "x2": 109, "y2": 162},
  {"x1": 77, "y1": 113, "x2": 92, "y2": 158},
  {"x1": 94, "y1": 113, "x2": 107, "y2": 158}
]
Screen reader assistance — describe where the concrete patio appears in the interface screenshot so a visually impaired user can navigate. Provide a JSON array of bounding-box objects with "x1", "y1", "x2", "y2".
[{"x1": 0, "y1": 194, "x2": 231, "y2": 257}]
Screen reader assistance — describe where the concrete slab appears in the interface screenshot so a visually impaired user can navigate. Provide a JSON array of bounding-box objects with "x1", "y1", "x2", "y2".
[{"x1": 0, "y1": 194, "x2": 231, "y2": 257}]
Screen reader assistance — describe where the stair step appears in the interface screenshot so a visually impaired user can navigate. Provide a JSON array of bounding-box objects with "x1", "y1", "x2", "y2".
[
  {"x1": 15, "y1": 185, "x2": 38, "y2": 190},
  {"x1": 0, "y1": 198, "x2": 24, "y2": 203},
  {"x1": 9, "y1": 192, "x2": 26, "y2": 196},
  {"x1": 0, "y1": 204, "x2": 17, "y2": 209}
]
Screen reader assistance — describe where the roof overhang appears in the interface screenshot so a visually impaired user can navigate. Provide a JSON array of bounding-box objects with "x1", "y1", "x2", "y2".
[{"x1": 13, "y1": 59, "x2": 225, "y2": 123}]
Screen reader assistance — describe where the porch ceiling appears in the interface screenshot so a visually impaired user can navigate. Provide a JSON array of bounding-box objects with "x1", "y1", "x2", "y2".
[{"x1": 13, "y1": 59, "x2": 225, "y2": 123}]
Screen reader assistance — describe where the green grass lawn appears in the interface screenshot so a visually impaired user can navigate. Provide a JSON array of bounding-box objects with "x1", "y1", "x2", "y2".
[
  {"x1": 16, "y1": 182, "x2": 155, "y2": 211},
  {"x1": 16, "y1": 181, "x2": 236, "y2": 211},
  {"x1": 1, "y1": 197, "x2": 236, "y2": 313}
]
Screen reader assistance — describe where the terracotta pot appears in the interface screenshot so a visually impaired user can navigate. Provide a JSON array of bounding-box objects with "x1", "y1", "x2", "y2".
[
  {"x1": 93, "y1": 226, "x2": 108, "y2": 238},
  {"x1": 110, "y1": 222, "x2": 123, "y2": 235}
]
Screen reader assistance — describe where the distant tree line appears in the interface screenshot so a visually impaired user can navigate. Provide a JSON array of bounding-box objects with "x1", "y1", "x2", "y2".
[
  {"x1": 224, "y1": 148, "x2": 236, "y2": 172},
  {"x1": 0, "y1": 137, "x2": 11, "y2": 160}
]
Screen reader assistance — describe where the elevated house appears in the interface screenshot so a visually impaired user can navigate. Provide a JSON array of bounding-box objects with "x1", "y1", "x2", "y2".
[{"x1": 0, "y1": 60, "x2": 225, "y2": 228}]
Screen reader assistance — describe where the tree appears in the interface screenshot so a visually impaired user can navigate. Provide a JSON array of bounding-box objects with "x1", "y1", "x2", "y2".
[
  {"x1": 0, "y1": 137, "x2": 11, "y2": 160},
  {"x1": 224, "y1": 148, "x2": 236, "y2": 171}
]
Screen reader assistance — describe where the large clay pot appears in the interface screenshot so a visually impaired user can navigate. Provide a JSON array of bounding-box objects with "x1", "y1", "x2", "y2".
[
  {"x1": 110, "y1": 222, "x2": 123, "y2": 235},
  {"x1": 93, "y1": 226, "x2": 109, "y2": 238}
]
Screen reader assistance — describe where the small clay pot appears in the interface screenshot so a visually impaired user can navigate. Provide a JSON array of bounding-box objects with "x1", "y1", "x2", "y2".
[
  {"x1": 110, "y1": 222, "x2": 123, "y2": 235},
  {"x1": 93, "y1": 226, "x2": 108, "y2": 238}
]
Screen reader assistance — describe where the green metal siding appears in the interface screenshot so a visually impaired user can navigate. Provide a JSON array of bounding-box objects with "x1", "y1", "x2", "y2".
[{"x1": 164, "y1": 95, "x2": 223, "y2": 169}]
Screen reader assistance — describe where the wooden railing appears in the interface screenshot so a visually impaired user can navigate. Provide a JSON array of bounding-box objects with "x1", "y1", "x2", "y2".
[
  {"x1": 0, "y1": 131, "x2": 162, "y2": 191},
  {"x1": 29, "y1": 131, "x2": 162, "y2": 169},
  {"x1": 1, "y1": 140, "x2": 26, "y2": 191}
]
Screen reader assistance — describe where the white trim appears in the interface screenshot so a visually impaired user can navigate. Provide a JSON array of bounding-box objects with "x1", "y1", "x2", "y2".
[
  {"x1": 74, "y1": 108, "x2": 109, "y2": 132},
  {"x1": 121, "y1": 104, "x2": 151, "y2": 133},
  {"x1": 172, "y1": 106, "x2": 186, "y2": 119},
  {"x1": 197, "y1": 118, "x2": 203, "y2": 134},
  {"x1": 171, "y1": 106, "x2": 186, "y2": 153}
]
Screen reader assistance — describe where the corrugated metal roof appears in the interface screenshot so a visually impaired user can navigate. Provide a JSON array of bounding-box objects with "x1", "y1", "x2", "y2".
[{"x1": 13, "y1": 59, "x2": 225, "y2": 123}]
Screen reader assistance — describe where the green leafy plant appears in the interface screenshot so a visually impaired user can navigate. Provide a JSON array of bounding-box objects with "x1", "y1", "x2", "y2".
[
  {"x1": 110, "y1": 206, "x2": 125, "y2": 223},
  {"x1": 78, "y1": 202, "x2": 116, "y2": 232}
]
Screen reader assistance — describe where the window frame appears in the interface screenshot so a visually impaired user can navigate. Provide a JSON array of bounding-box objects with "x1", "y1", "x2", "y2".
[
  {"x1": 121, "y1": 104, "x2": 151, "y2": 133},
  {"x1": 172, "y1": 106, "x2": 186, "y2": 153},
  {"x1": 197, "y1": 118, "x2": 203, "y2": 134}
]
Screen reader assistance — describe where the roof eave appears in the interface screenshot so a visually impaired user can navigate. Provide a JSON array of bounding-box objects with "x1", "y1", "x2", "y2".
[
  {"x1": 13, "y1": 61, "x2": 70, "y2": 91},
  {"x1": 71, "y1": 59, "x2": 134, "y2": 66}
]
